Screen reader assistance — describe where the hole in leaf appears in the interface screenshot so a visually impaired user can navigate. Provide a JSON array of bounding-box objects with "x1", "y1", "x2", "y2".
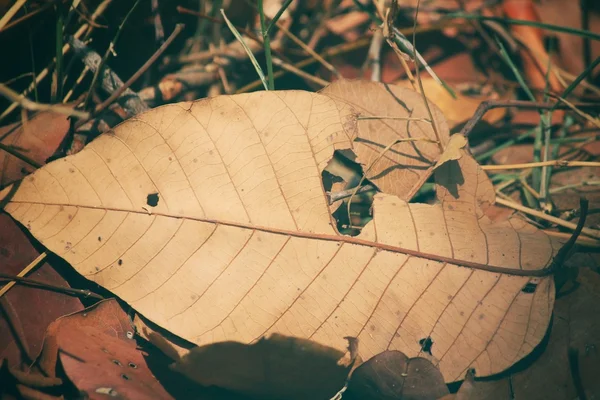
[
  {"x1": 112, "y1": 360, "x2": 122, "y2": 366},
  {"x1": 118, "y1": 259, "x2": 123, "y2": 266},
  {"x1": 522, "y1": 282, "x2": 537, "y2": 293},
  {"x1": 419, "y1": 337, "x2": 434, "y2": 355},
  {"x1": 121, "y1": 374, "x2": 130, "y2": 380},
  {"x1": 322, "y1": 150, "x2": 374, "y2": 237},
  {"x1": 146, "y1": 193, "x2": 159, "y2": 207},
  {"x1": 128, "y1": 362, "x2": 137, "y2": 369}
]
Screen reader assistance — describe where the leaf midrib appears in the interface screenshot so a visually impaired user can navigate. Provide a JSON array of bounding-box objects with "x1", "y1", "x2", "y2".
[{"x1": 9, "y1": 199, "x2": 552, "y2": 277}]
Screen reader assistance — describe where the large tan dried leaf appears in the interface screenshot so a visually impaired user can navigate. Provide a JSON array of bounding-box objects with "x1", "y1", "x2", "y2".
[{"x1": 1, "y1": 86, "x2": 560, "y2": 382}]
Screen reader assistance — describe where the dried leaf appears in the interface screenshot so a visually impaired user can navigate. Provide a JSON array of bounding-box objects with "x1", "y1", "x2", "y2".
[
  {"x1": 0, "y1": 111, "x2": 70, "y2": 188},
  {"x1": 0, "y1": 212, "x2": 83, "y2": 369},
  {"x1": 38, "y1": 299, "x2": 173, "y2": 399},
  {"x1": 344, "y1": 350, "x2": 450, "y2": 400},
  {"x1": 1, "y1": 84, "x2": 560, "y2": 383},
  {"x1": 434, "y1": 134, "x2": 467, "y2": 170}
]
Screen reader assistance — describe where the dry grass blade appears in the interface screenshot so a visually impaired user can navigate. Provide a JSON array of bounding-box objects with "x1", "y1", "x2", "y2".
[
  {"x1": 220, "y1": 9, "x2": 268, "y2": 90},
  {"x1": 0, "y1": 0, "x2": 28, "y2": 31},
  {"x1": 0, "y1": 83, "x2": 89, "y2": 119},
  {"x1": 483, "y1": 160, "x2": 600, "y2": 171},
  {"x1": 0, "y1": 252, "x2": 47, "y2": 298}
]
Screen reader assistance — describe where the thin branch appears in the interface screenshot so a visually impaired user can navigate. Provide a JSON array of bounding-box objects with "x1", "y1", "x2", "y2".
[
  {"x1": 0, "y1": 142, "x2": 42, "y2": 169},
  {"x1": 0, "y1": 0, "x2": 113, "y2": 121},
  {"x1": 0, "y1": 83, "x2": 90, "y2": 119},
  {"x1": 268, "y1": 13, "x2": 341, "y2": 77},
  {"x1": 82, "y1": 0, "x2": 141, "y2": 110},
  {"x1": 69, "y1": 36, "x2": 149, "y2": 117},
  {"x1": 482, "y1": 160, "x2": 600, "y2": 171},
  {"x1": 495, "y1": 197, "x2": 600, "y2": 239},
  {"x1": 413, "y1": 0, "x2": 444, "y2": 152},
  {"x1": 272, "y1": 57, "x2": 329, "y2": 86},
  {"x1": 0, "y1": 273, "x2": 104, "y2": 300},
  {"x1": 550, "y1": 198, "x2": 589, "y2": 271},
  {"x1": 460, "y1": 100, "x2": 600, "y2": 138},
  {"x1": 0, "y1": 0, "x2": 28, "y2": 31},
  {"x1": 357, "y1": 115, "x2": 431, "y2": 122},
  {"x1": 329, "y1": 184, "x2": 377, "y2": 204},
  {"x1": 0, "y1": 253, "x2": 47, "y2": 298},
  {"x1": 0, "y1": 1, "x2": 53, "y2": 32},
  {"x1": 74, "y1": 24, "x2": 183, "y2": 129}
]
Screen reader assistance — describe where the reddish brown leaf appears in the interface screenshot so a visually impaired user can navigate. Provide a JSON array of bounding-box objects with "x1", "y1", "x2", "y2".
[
  {"x1": 502, "y1": 0, "x2": 562, "y2": 93},
  {"x1": 0, "y1": 212, "x2": 83, "y2": 369},
  {"x1": 0, "y1": 111, "x2": 70, "y2": 188},
  {"x1": 37, "y1": 299, "x2": 174, "y2": 399}
]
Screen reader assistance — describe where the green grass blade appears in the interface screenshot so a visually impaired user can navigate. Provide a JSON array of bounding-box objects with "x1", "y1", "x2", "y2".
[
  {"x1": 446, "y1": 13, "x2": 600, "y2": 41},
  {"x1": 495, "y1": 37, "x2": 536, "y2": 102},
  {"x1": 221, "y1": 9, "x2": 269, "y2": 91},
  {"x1": 475, "y1": 128, "x2": 536, "y2": 161},
  {"x1": 266, "y1": 0, "x2": 293, "y2": 35},
  {"x1": 53, "y1": 4, "x2": 65, "y2": 102},
  {"x1": 258, "y1": 0, "x2": 274, "y2": 90},
  {"x1": 552, "y1": 55, "x2": 600, "y2": 110}
]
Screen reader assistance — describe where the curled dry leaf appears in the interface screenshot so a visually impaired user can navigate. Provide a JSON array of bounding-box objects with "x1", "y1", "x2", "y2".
[
  {"x1": 434, "y1": 133, "x2": 467, "y2": 170},
  {"x1": 1, "y1": 82, "x2": 562, "y2": 385},
  {"x1": 344, "y1": 350, "x2": 450, "y2": 400},
  {"x1": 0, "y1": 111, "x2": 70, "y2": 188}
]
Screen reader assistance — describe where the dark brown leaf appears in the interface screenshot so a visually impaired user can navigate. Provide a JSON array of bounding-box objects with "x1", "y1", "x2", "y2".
[{"x1": 345, "y1": 350, "x2": 450, "y2": 400}]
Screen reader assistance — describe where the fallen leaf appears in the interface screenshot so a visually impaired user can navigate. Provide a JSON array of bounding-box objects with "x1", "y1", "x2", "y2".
[
  {"x1": 1, "y1": 84, "x2": 562, "y2": 384},
  {"x1": 534, "y1": 0, "x2": 600, "y2": 81},
  {"x1": 503, "y1": 0, "x2": 562, "y2": 93},
  {"x1": 0, "y1": 111, "x2": 70, "y2": 188},
  {"x1": 173, "y1": 334, "x2": 352, "y2": 400},
  {"x1": 434, "y1": 133, "x2": 467, "y2": 170},
  {"x1": 344, "y1": 350, "x2": 450, "y2": 400},
  {"x1": 0, "y1": 212, "x2": 83, "y2": 369},
  {"x1": 37, "y1": 299, "x2": 174, "y2": 399}
]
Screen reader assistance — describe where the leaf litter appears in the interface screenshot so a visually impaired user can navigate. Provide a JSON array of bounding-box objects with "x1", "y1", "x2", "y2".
[
  {"x1": 0, "y1": 81, "x2": 570, "y2": 398},
  {"x1": 1, "y1": 1, "x2": 599, "y2": 397}
]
